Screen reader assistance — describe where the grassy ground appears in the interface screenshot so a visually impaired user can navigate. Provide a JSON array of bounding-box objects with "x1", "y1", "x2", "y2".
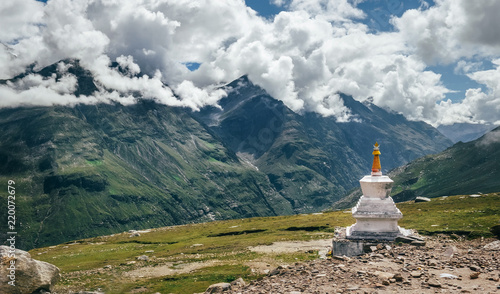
[{"x1": 30, "y1": 192, "x2": 499, "y2": 293}]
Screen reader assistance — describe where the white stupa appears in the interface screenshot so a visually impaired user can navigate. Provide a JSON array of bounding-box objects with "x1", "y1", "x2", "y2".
[{"x1": 346, "y1": 142, "x2": 403, "y2": 240}]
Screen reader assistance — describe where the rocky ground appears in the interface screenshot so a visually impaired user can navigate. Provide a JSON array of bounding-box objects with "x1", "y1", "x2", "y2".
[{"x1": 206, "y1": 236, "x2": 500, "y2": 294}]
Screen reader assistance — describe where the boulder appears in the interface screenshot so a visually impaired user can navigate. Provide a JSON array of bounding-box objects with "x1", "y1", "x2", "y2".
[
  {"x1": 484, "y1": 240, "x2": 500, "y2": 251},
  {"x1": 230, "y1": 278, "x2": 246, "y2": 288},
  {"x1": 427, "y1": 278, "x2": 441, "y2": 288},
  {"x1": 204, "y1": 282, "x2": 231, "y2": 293},
  {"x1": 0, "y1": 246, "x2": 60, "y2": 294},
  {"x1": 470, "y1": 272, "x2": 480, "y2": 279},
  {"x1": 414, "y1": 196, "x2": 431, "y2": 203},
  {"x1": 373, "y1": 271, "x2": 395, "y2": 280}
]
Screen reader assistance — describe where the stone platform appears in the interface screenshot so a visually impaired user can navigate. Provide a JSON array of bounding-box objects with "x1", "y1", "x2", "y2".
[{"x1": 332, "y1": 227, "x2": 424, "y2": 257}]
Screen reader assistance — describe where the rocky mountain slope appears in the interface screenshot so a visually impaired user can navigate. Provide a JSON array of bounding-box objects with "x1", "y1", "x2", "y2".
[
  {"x1": 196, "y1": 76, "x2": 451, "y2": 212},
  {"x1": 0, "y1": 60, "x2": 451, "y2": 249}
]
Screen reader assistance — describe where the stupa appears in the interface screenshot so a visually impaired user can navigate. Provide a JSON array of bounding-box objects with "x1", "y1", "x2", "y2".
[{"x1": 346, "y1": 142, "x2": 403, "y2": 240}]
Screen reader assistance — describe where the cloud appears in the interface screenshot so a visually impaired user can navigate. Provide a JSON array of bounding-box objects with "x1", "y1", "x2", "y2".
[
  {"x1": 454, "y1": 60, "x2": 482, "y2": 75},
  {"x1": 461, "y1": 59, "x2": 500, "y2": 123},
  {"x1": 288, "y1": 0, "x2": 365, "y2": 22},
  {"x1": 0, "y1": 0, "x2": 44, "y2": 42},
  {"x1": 478, "y1": 127, "x2": 500, "y2": 146},
  {"x1": 0, "y1": 0, "x2": 499, "y2": 126},
  {"x1": 0, "y1": 0, "x2": 231, "y2": 110},
  {"x1": 393, "y1": 0, "x2": 500, "y2": 64},
  {"x1": 271, "y1": 0, "x2": 286, "y2": 7}
]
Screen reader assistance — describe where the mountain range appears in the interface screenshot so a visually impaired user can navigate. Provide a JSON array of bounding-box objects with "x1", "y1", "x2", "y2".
[
  {"x1": 0, "y1": 60, "x2": 451, "y2": 249},
  {"x1": 437, "y1": 123, "x2": 497, "y2": 143}
]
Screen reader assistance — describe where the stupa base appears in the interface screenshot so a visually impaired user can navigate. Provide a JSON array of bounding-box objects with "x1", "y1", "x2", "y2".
[
  {"x1": 332, "y1": 227, "x2": 423, "y2": 256},
  {"x1": 345, "y1": 224, "x2": 404, "y2": 241}
]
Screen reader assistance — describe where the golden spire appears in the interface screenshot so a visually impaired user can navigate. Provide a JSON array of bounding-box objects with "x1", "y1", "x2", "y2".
[{"x1": 371, "y1": 142, "x2": 382, "y2": 176}]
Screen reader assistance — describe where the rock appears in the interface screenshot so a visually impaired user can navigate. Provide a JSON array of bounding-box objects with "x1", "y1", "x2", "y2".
[
  {"x1": 268, "y1": 268, "x2": 281, "y2": 276},
  {"x1": 443, "y1": 245, "x2": 458, "y2": 258},
  {"x1": 469, "y1": 265, "x2": 481, "y2": 272},
  {"x1": 230, "y1": 278, "x2": 246, "y2": 288},
  {"x1": 136, "y1": 255, "x2": 149, "y2": 261},
  {"x1": 470, "y1": 272, "x2": 480, "y2": 279},
  {"x1": 487, "y1": 274, "x2": 499, "y2": 282},
  {"x1": 129, "y1": 232, "x2": 140, "y2": 237},
  {"x1": 395, "y1": 235, "x2": 424, "y2": 244},
  {"x1": 382, "y1": 280, "x2": 390, "y2": 286},
  {"x1": 204, "y1": 282, "x2": 231, "y2": 293},
  {"x1": 411, "y1": 271, "x2": 423, "y2": 278},
  {"x1": 332, "y1": 255, "x2": 349, "y2": 261},
  {"x1": 410, "y1": 240, "x2": 426, "y2": 246},
  {"x1": 428, "y1": 278, "x2": 441, "y2": 288},
  {"x1": 374, "y1": 271, "x2": 395, "y2": 280},
  {"x1": 483, "y1": 240, "x2": 500, "y2": 251},
  {"x1": 440, "y1": 273, "x2": 458, "y2": 279},
  {"x1": 370, "y1": 253, "x2": 384, "y2": 259},
  {"x1": 393, "y1": 273, "x2": 404, "y2": 282},
  {"x1": 0, "y1": 245, "x2": 60, "y2": 294},
  {"x1": 415, "y1": 196, "x2": 431, "y2": 202}
]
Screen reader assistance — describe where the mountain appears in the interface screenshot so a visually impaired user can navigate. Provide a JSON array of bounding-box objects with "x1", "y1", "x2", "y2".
[
  {"x1": 0, "y1": 101, "x2": 294, "y2": 250},
  {"x1": 0, "y1": 60, "x2": 451, "y2": 249},
  {"x1": 195, "y1": 76, "x2": 451, "y2": 211},
  {"x1": 437, "y1": 123, "x2": 496, "y2": 143},
  {"x1": 389, "y1": 126, "x2": 500, "y2": 202}
]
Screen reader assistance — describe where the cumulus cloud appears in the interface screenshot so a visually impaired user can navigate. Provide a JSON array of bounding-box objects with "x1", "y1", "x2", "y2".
[
  {"x1": 0, "y1": 0, "x2": 44, "y2": 42},
  {"x1": 0, "y1": 0, "x2": 233, "y2": 110},
  {"x1": 0, "y1": 0, "x2": 499, "y2": 126},
  {"x1": 393, "y1": 0, "x2": 500, "y2": 64}
]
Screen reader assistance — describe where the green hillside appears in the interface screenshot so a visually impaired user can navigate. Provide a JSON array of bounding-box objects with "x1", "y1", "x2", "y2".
[
  {"x1": 29, "y1": 192, "x2": 500, "y2": 294},
  {"x1": 0, "y1": 102, "x2": 293, "y2": 250},
  {"x1": 391, "y1": 126, "x2": 500, "y2": 202}
]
